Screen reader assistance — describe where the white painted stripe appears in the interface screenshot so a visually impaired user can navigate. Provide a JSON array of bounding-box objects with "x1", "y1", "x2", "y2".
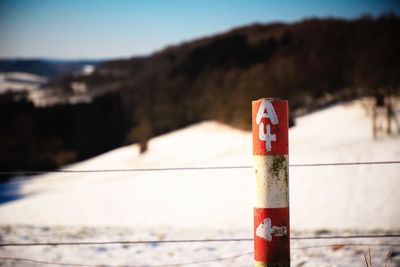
[{"x1": 254, "y1": 155, "x2": 289, "y2": 208}]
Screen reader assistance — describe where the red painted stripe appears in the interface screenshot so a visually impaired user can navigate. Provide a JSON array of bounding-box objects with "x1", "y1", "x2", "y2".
[
  {"x1": 254, "y1": 207, "x2": 290, "y2": 264},
  {"x1": 252, "y1": 99, "x2": 288, "y2": 156}
]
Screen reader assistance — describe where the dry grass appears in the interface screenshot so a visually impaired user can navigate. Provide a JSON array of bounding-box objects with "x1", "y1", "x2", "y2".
[{"x1": 364, "y1": 248, "x2": 392, "y2": 267}]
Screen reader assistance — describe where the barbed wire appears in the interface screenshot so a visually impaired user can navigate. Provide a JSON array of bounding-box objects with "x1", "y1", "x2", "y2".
[
  {"x1": 1, "y1": 234, "x2": 399, "y2": 247},
  {"x1": 0, "y1": 160, "x2": 399, "y2": 176}
]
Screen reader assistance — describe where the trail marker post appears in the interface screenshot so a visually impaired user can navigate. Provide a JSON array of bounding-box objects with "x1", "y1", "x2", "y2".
[{"x1": 252, "y1": 98, "x2": 290, "y2": 267}]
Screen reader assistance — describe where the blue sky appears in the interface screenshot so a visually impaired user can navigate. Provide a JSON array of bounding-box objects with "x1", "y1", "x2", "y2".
[{"x1": 0, "y1": 0, "x2": 399, "y2": 59}]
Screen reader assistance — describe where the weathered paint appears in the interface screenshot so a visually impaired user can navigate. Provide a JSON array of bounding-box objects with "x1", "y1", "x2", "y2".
[
  {"x1": 252, "y1": 98, "x2": 289, "y2": 267},
  {"x1": 254, "y1": 208, "x2": 290, "y2": 265},
  {"x1": 256, "y1": 217, "x2": 287, "y2": 242},
  {"x1": 253, "y1": 155, "x2": 289, "y2": 208}
]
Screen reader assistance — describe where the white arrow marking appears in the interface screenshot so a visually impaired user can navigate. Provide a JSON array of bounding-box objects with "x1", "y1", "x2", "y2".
[{"x1": 256, "y1": 218, "x2": 287, "y2": 242}]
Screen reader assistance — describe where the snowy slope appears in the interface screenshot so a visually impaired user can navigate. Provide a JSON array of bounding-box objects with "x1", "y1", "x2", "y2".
[{"x1": 0, "y1": 98, "x2": 399, "y2": 231}]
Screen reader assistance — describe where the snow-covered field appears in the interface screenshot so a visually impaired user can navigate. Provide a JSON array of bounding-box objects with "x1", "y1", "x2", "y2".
[
  {"x1": 0, "y1": 98, "x2": 399, "y2": 266},
  {"x1": 0, "y1": 72, "x2": 47, "y2": 94}
]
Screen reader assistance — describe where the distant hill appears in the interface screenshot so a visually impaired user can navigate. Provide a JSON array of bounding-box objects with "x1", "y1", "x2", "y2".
[
  {"x1": 61, "y1": 14, "x2": 399, "y2": 136},
  {"x1": 2, "y1": 14, "x2": 400, "y2": 178},
  {"x1": 0, "y1": 59, "x2": 102, "y2": 79}
]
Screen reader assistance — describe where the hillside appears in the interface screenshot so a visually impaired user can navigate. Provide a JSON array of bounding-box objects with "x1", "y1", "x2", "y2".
[
  {"x1": 1, "y1": 98, "x2": 399, "y2": 230},
  {"x1": 0, "y1": 99, "x2": 399, "y2": 266},
  {"x1": 60, "y1": 14, "x2": 400, "y2": 133},
  {"x1": 1, "y1": 15, "x2": 400, "y2": 175}
]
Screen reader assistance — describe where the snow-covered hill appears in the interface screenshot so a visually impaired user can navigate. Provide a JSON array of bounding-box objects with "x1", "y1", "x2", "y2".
[
  {"x1": 1, "y1": 98, "x2": 399, "y2": 231},
  {"x1": 0, "y1": 98, "x2": 399, "y2": 266}
]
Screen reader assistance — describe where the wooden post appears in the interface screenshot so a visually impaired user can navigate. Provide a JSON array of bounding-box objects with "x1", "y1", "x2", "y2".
[
  {"x1": 387, "y1": 95, "x2": 392, "y2": 135},
  {"x1": 252, "y1": 98, "x2": 290, "y2": 267},
  {"x1": 373, "y1": 104, "x2": 377, "y2": 140}
]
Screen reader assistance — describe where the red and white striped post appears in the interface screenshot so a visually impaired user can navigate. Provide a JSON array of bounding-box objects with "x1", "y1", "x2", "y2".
[{"x1": 252, "y1": 98, "x2": 290, "y2": 267}]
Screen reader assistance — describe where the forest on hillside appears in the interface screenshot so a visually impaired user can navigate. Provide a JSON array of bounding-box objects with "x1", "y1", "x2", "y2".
[
  {"x1": 2, "y1": 14, "x2": 400, "y2": 175},
  {"x1": 61, "y1": 14, "x2": 400, "y2": 140}
]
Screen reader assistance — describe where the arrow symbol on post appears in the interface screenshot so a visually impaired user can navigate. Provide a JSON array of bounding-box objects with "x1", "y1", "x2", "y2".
[{"x1": 256, "y1": 218, "x2": 287, "y2": 242}]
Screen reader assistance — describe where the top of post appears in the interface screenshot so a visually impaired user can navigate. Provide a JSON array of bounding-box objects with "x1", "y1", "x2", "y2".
[
  {"x1": 252, "y1": 98, "x2": 288, "y2": 156},
  {"x1": 252, "y1": 97, "x2": 285, "y2": 102}
]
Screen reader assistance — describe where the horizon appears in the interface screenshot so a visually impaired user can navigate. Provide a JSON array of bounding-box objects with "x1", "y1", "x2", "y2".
[{"x1": 0, "y1": 0, "x2": 399, "y2": 60}]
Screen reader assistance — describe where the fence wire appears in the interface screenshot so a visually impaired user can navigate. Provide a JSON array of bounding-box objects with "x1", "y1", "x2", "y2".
[
  {"x1": 1, "y1": 160, "x2": 399, "y2": 265},
  {"x1": 1, "y1": 234, "x2": 399, "y2": 247},
  {"x1": 0, "y1": 160, "x2": 399, "y2": 176},
  {"x1": 1, "y1": 242, "x2": 400, "y2": 267},
  {"x1": 0, "y1": 252, "x2": 252, "y2": 267}
]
